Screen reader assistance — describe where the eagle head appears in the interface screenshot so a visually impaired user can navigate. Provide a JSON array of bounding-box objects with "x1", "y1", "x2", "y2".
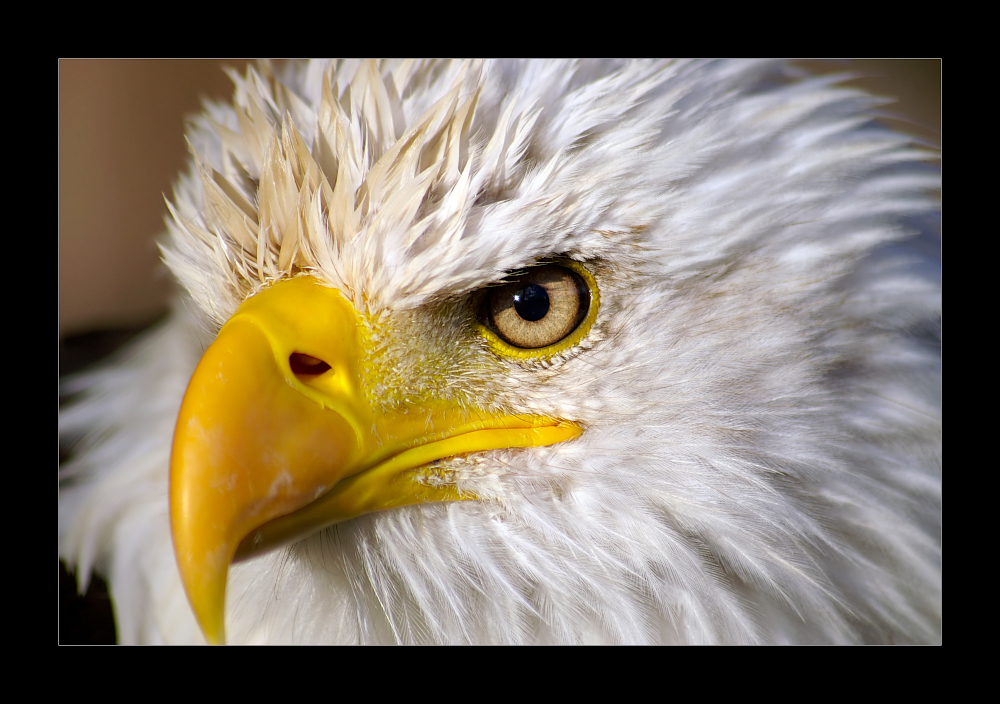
[{"x1": 60, "y1": 60, "x2": 941, "y2": 644}]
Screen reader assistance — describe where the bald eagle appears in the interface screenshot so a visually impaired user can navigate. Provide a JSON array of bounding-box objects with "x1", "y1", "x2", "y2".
[{"x1": 59, "y1": 60, "x2": 941, "y2": 644}]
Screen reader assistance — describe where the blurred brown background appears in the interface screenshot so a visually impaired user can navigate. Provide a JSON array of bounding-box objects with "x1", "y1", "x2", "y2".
[{"x1": 57, "y1": 59, "x2": 940, "y2": 341}]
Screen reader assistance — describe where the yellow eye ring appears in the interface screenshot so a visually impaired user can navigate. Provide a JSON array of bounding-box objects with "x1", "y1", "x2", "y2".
[{"x1": 476, "y1": 259, "x2": 600, "y2": 359}]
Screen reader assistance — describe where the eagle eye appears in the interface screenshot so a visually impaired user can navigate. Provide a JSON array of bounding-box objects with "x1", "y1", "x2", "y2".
[{"x1": 485, "y1": 264, "x2": 591, "y2": 349}]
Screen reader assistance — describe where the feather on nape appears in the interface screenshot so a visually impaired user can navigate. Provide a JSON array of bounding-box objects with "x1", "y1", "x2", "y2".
[{"x1": 60, "y1": 60, "x2": 940, "y2": 644}]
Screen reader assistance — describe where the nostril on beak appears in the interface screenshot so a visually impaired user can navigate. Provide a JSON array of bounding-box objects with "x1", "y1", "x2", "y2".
[{"x1": 289, "y1": 353, "x2": 332, "y2": 376}]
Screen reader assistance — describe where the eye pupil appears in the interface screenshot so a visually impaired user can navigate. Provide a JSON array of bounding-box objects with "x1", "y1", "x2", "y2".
[{"x1": 513, "y1": 284, "x2": 550, "y2": 321}]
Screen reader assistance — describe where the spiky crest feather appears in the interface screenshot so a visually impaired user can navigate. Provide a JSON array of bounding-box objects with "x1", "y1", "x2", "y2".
[{"x1": 162, "y1": 60, "x2": 686, "y2": 321}]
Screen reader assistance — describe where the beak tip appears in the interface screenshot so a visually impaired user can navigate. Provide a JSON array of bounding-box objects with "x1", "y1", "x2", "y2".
[
  {"x1": 188, "y1": 580, "x2": 228, "y2": 645},
  {"x1": 173, "y1": 532, "x2": 232, "y2": 645}
]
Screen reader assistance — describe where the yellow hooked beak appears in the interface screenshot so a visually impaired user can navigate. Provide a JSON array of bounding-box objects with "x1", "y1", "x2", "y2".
[{"x1": 170, "y1": 276, "x2": 580, "y2": 644}]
